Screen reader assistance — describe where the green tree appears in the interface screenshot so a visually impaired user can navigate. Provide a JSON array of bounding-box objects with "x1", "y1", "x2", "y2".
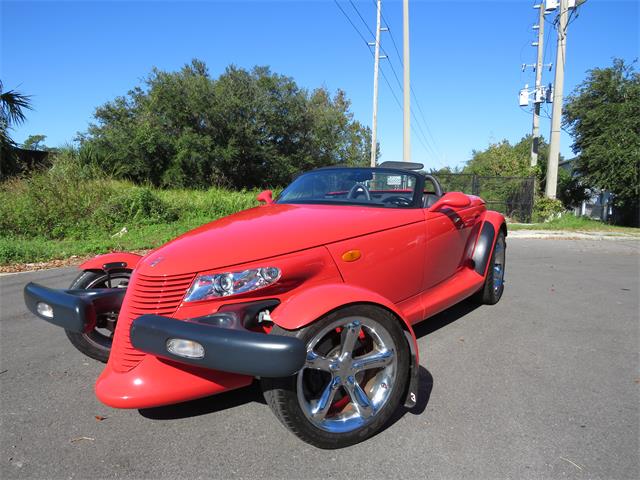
[
  {"x1": 1, "y1": 80, "x2": 32, "y2": 177},
  {"x1": 22, "y1": 134, "x2": 47, "y2": 151},
  {"x1": 81, "y1": 60, "x2": 371, "y2": 189},
  {"x1": 465, "y1": 138, "x2": 535, "y2": 177},
  {"x1": 564, "y1": 59, "x2": 640, "y2": 224}
]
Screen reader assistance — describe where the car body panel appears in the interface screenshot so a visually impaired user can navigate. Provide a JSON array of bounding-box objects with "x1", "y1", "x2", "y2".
[
  {"x1": 471, "y1": 210, "x2": 508, "y2": 277},
  {"x1": 324, "y1": 221, "x2": 426, "y2": 304},
  {"x1": 93, "y1": 198, "x2": 504, "y2": 409},
  {"x1": 134, "y1": 204, "x2": 425, "y2": 277},
  {"x1": 423, "y1": 200, "x2": 485, "y2": 289},
  {"x1": 26, "y1": 167, "x2": 507, "y2": 412},
  {"x1": 95, "y1": 353, "x2": 254, "y2": 409},
  {"x1": 79, "y1": 252, "x2": 143, "y2": 272},
  {"x1": 271, "y1": 282, "x2": 421, "y2": 362}
]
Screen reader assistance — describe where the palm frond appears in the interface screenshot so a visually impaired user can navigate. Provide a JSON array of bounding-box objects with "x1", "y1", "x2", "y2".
[{"x1": 0, "y1": 80, "x2": 33, "y2": 127}]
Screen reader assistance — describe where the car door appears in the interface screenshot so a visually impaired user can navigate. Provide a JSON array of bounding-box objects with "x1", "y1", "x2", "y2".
[
  {"x1": 423, "y1": 190, "x2": 481, "y2": 289},
  {"x1": 325, "y1": 210, "x2": 426, "y2": 304}
]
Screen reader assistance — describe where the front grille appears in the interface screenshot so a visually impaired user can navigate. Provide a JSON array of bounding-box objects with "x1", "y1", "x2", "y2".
[{"x1": 110, "y1": 271, "x2": 195, "y2": 372}]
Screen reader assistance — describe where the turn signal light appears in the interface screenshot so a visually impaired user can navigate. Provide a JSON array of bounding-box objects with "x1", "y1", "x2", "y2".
[
  {"x1": 166, "y1": 339, "x2": 205, "y2": 359},
  {"x1": 341, "y1": 250, "x2": 362, "y2": 262},
  {"x1": 36, "y1": 302, "x2": 54, "y2": 319}
]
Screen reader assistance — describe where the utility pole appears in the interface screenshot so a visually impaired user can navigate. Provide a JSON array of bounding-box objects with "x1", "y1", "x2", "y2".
[
  {"x1": 530, "y1": 4, "x2": 545, "y2": 167},
  {"x1": 402, "y1": 0, "x2": 411, "y2": 162},
  {"x1": 546, "y1": 0, "x2": 569, "y2": 199},
  {"x1": 369, "y1": 0, "x2": 383, "y2": 167}
]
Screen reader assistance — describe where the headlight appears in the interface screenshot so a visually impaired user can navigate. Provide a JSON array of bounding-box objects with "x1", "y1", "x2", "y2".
[{"x1": 184, "y1": 267, "x2": 281, "y2": 302}]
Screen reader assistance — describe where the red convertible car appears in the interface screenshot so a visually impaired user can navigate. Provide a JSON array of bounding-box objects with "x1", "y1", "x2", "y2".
[{"x1": 24, "y1": 162, "x2": 506, "y2": 448}]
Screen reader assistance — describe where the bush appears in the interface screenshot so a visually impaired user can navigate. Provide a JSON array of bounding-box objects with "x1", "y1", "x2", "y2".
[
  {"x1": 533, "y1": 196, "x2": 565, "y2": 222},
  {"x1": 95, "y1": 187, "x2": 179, "y2": 228},
  {"x1": 0, "y1": 152, "x2": 180, "y2": 239}
]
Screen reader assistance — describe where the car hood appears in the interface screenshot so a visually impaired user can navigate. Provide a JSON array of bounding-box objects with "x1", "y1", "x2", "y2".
[{"x1": 136, "y1": 203, "x2": 424, "y2": 276}]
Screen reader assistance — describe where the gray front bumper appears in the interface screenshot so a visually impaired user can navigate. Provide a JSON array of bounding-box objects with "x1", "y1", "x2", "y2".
[
  {"x1": 24, "y1": 282, "x2": 125, "y2": 333},
  {"x1": 130, "y1": 314, "x2": 306, "y2": 378}
]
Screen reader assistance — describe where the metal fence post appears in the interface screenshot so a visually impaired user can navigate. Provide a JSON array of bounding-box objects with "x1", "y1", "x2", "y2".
[{"x1": 472, "y1": 175, "x2": 479, "y2": 196}]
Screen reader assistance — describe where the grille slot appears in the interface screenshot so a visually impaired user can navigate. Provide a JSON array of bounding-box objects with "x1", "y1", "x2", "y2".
[{"x1": 110, "y1": 272, "x2": 194, "y2": 372}]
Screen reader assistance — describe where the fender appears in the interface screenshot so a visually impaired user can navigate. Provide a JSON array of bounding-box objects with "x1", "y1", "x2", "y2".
[
  {"x1": 272, "y1": 283, "x2": 421, "y2": 408},
  {"x1": 471, "y1": 211, "x2": 507, "y2": 277},
  {"x1": 79, "y1": 252, "x2": 143, "y2": 272}
]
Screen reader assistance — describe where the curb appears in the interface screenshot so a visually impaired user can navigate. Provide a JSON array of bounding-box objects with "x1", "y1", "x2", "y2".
[{"x1": 508, "y1": 230, "x2": 640, "y2": 240}]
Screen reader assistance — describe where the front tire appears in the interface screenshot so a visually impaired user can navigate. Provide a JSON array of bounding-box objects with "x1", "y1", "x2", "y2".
[
  {"x1": 261, "y1": 305, "x2": 409, "y2": 449},
  {"x1": 64, "y1": 269, "x2": 130, "y2": 362},
  {"x1": 474, "y1": 230, "x2": 506, "y2": 305}
]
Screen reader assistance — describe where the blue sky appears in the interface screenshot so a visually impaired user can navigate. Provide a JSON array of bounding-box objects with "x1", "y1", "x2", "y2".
[{"x1": 1, "y1": 0, "x2": 638, "y2": 170}]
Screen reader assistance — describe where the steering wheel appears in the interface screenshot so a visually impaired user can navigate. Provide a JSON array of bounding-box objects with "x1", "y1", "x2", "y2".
[
  {"x1": 347, "y1": 183, "x2": 371, "y2": 200},
  {"x1": 424, "y1": 174, "x2": 443, "y2": 197},
  {"x1": 382, "y1": 196, "x2": 413, "y2": 207}
]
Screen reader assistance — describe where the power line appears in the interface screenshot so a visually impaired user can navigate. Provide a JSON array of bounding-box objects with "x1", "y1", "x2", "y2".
[
  {"x1": 375, "y1": 0, "x2": 445, "y2": 162},
  {"x1": 349, "y1": 0, "x2": 376, "y2": 38},
  {"x1": 333, "y1": 0, "x2": 370, "y2": 47},
  {"x1": 375, "y1": 0, "x2": 402, "y2": 62},
  {"x1": 379, "y1": 66, "x2": 402, "y2": 109},
  {"x1": 334, "y1": 0, "x2": 443, "y2": 166},
  {"x1": 377, "y1": 61, "x2": 440, "y2": 162}
]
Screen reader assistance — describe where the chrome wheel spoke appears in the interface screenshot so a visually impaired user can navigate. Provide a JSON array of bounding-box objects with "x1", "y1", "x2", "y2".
[
  {"x1": 340, "y1": 321, "x2": 361, "y2": 357},
  {"x1": 311, "y1": 376, "x2": 340, "y2": 420},
  {"x1": 297, "y1": 315, "x2": 399, "y2": 433},
  {"x1": 305, "y1": 350, "x2": 333, "y2": 372},
  {"x1": 352, "y1": 349, "x2": 393, "y2": 372},
  {"x1": 345, "y1": 377, "x2": 374, "y2": 419}
]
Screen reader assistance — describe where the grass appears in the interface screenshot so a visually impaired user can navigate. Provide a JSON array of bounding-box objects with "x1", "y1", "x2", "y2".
[
  {"x1": 1, "y1": 158, "x2": 637, "y2": 266},
  {"x1": 0, "y1": 219, "x2": 213, "y2": 265},
  {"x1": 0, "y1": 159, "x2": 262, "y2": 265},
  {"x1": 508, "y1": 214, "x2": 640, "y2": 234}
]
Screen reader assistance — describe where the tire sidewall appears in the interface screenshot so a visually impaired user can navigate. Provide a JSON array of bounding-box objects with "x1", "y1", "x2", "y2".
[
  {"x1": 64, "y1": 269, "x2": 130, "y2": 363},
  {"x1": 484, "y1": 231, "x2": 506, "y2": 304},
  {"x1": 262, "y1": 304, "x2": 410, "y2": 449}
]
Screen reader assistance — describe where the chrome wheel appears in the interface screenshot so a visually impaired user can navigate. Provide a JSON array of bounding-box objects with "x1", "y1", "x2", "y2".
[{"x1": 296, "y1": 316, "x2": 398, "y2": 433}]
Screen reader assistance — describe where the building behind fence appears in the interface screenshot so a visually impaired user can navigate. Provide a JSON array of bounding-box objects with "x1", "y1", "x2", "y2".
[{"x1": 435, "y1": 173, "x2": 535, "y2": 222}]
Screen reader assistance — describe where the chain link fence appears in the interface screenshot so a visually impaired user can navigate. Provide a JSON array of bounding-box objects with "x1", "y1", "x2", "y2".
[{"x1": 435, "y1": 173, "x2": 535, "y2": 222}]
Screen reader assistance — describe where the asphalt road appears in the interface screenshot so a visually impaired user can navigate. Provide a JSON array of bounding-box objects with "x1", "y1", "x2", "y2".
[{"x1": 1, "y1": 238, "x2": 638, "y2": 480}]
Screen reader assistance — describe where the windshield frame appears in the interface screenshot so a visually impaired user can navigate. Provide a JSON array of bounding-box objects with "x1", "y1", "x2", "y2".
[{"x1": 276, "y1": 167, "x2": 426, "y2": 209}]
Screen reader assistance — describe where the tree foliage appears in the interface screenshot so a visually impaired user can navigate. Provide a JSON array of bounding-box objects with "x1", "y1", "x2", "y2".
[
  {"x1": 564, "y1": 59, "x2": 640, "y2": 216},
  {"x1": 22, "y1": 134, "x2": 47, "y2": 151},
  {"x1": 81, "y1": 60, "x2": 372, "y2": 189},
  {"x1": 465, "y1": 137, "x2": 537, "y2": 178},
  {"x1": 1, "y1": 80, "x2": 33, "y2": 178}
]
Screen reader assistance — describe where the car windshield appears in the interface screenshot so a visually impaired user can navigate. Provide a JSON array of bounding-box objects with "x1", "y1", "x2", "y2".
[{"x1": 277, "y1": 168, "x2": 419, "y2": 208}]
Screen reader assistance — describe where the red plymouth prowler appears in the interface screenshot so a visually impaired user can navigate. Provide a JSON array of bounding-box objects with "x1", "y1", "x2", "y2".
[{"x1": 25, "y1": 162, "x2": 506, "y2": 448}]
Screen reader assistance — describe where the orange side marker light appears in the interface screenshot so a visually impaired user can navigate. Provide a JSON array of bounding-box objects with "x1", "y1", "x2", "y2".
[{"x1": 341, "y1": 250, "x2": 362, "y2": 262}]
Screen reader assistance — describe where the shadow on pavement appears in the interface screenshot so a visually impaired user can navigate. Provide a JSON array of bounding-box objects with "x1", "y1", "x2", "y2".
[
  {"x1": 413, "y1": 299, "x2": 481, "y2": 340},
  {"x1": 139, "y1": 301, "x2": 477, "y2": 424},
  {"x1": 138, "y1": 381, "x2": 265, "y2": 420},
  {"x1": 383, "y1": 299, "x2": 481, "y2": 429}
]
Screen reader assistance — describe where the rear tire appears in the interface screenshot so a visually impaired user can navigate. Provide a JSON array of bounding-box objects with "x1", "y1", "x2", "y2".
[
  {"x1": 474, "y1": 230, "x2": 506, "y2": 305},
  {"x1": 261, "y1": 305, "x2": 409, "y2": 449},
  {"x1": 64, "y1": 270, "x2": 130, "y2": 362}
]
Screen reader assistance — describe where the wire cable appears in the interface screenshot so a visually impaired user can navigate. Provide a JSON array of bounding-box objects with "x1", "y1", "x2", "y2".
[
  {"x1": 333, "y1": 0, "x2": 371, "y2": 47},
  {"x1": 375, "y1": 0, "x2": 445, "y2": 162},
  {"x1": 379, "y1": 0, "x2": 444, "y2": 151},
  {"x1": 334, "y1": 0, "x2": 443, "y2": 165},
  {"x1": 349, "y1": 0, "x2": 376, "y2": 39}
]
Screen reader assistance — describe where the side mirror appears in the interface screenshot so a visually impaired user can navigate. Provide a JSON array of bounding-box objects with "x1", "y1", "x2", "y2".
[
  {"x1": 256, "y1": 190, "x2": 274, "y2": 205},
  {"x1": 429, "y1": 192, "x2": 471, "y2": 211}
]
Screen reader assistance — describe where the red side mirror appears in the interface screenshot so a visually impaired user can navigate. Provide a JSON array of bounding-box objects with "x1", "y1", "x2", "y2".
[
  {"x1": 429, "y1": 192, "x2": 471, "y2": 211},
  {"x1": 256, "y1": 190, "x2": 274, "y2": 205}
]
